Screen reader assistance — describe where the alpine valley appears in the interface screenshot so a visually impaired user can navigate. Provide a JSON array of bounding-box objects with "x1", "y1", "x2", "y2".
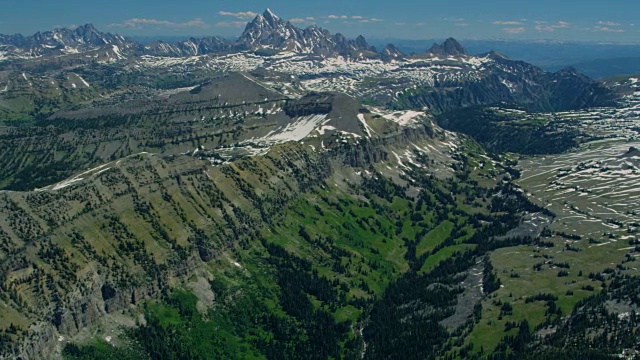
[{"x1": 0, "y1": 9, "x2": 639, "y2": 360}]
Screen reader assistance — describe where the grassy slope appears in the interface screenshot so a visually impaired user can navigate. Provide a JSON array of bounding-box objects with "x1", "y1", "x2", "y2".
[{"x1": 0, "y1": 120, "x2": 506, "y2": 358}]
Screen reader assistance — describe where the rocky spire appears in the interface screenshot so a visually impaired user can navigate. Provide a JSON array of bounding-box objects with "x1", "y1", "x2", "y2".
[{"x1": 427, "y1": 38, "x2": 467, "y2": 56}]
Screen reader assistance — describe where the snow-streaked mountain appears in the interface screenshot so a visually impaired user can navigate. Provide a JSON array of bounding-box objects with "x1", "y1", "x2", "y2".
[
  {"x1": 0, "y1": 24, "x2": 134, "y2": 58},
  {"x1": 380, "y1": 44, "x2": 405, "y2": 61},
  {"x1": 0, "y1": 9, "x2": 618, "y2": 118},
  {"x1": 238, "y1": 8, "x2": 376, "y2": 57},
  {"x1": 144, "y1": 36, "x2": 232, "y2": 57}
]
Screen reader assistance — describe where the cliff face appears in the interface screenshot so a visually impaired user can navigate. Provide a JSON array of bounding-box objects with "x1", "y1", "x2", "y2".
[
  {"x1": 283, "y1": 93, "x2": 334, "y2": 117},
  {"x1": 334, "y1": 124, "x2": 435, "y2": 168}
]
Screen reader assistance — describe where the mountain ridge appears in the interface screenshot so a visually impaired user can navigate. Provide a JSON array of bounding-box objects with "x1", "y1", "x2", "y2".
[
  {"x1": 0, "y1": 8, "x2": 638, "y2": 360},
  {"x1": 0, "y1": 9, "x2": 471, "y2": 60},
  {"x1": 0, "y1": 24, "x2": 133, "y2": 57}
]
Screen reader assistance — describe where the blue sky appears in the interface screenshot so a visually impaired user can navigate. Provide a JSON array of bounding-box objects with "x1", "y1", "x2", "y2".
[{"x1": 1, "y1": 0, "x2": 639, "y2": 43}]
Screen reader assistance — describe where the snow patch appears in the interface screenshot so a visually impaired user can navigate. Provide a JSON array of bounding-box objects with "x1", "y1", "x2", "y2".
[
  {"x1": 382, "y1": 110, "x2": 426, "y2": 126},
  {"x1": 77, "y1": 75, "x2": 90, "y2": 87},
  {"x1": 249, "y1": 114, "x2": 329, "y2": 145},
  {"x1": 357, "y1": 113, "x2": 375, "y2": 137}
]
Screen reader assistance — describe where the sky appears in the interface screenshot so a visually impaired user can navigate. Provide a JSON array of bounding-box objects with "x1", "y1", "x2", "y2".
[{"x1": 1, "y1": 0, "x2": 639, "y2": 43}]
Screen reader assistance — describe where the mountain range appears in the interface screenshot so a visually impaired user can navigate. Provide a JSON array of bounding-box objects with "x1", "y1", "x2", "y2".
[
  {"x1": 0, "y1": 24, "x2": 132, "y2": 57},
  {"x1": 0, "y1": 9, "x2": 410, "y2": 59},
  {"x1": 0, "y1": 8, "x2": 637, "y2": 360},
  {"x1": 0, "y1": 9, "x2": 616, "y2": 123}
]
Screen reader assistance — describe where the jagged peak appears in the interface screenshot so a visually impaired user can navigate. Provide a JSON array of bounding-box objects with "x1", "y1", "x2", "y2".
[
  {"x1": 263, "y1": 8, "x2": 279, "y2": 21},
  {"x1": 427, "y1": 37, "x2": 467, "y2": 57},
  {"x1": 245, "y1": 9, "x2": 285, "y2": 31},
  {"x1": 354, "y1": 35, "x2": 368, "y2": 47},
  {"x1": 380, "y1": 43, "x2": 404, "y2": 61},
  {"x1": 75, "y1": 23, "x2": 98, "y2": 32},
  {"x1": 237, "y1": 11, "x2": 374, "y2": 57}
]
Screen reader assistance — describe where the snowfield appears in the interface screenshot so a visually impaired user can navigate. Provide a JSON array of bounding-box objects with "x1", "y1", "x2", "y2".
[
  {"x1": 245, "y1": 114, "x2": 329, "y2": 146},
  {"x1": 517, "y1": 91, "x2": 640, "y2": 240}
]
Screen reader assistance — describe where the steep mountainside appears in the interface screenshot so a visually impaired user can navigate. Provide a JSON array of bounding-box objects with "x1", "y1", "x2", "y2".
[
  {"x1": 0, "y1": 9, "x2": 637, "y2": 360},
  {"x1": 0, "y1": 97, "x2": 535, "y2": 358}
]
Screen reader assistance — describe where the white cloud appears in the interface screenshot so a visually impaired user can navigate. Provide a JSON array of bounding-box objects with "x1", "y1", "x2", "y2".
[
  {"x1": 493, "y1": 20, "x2": 524, "y2": 25},
  {"x1": 597, "y1": 20, "x2": 622, "y2": 27},
  {"x1": 594, "y1": 26, "x2": 625, "y2": 33},
  {"x1": 109, "y1": 18, "x2": 208, "y2": 29},
  {"x1": 218, "y1": 11, "x2": 258, "y2": 19},
  {"x1": 326, "y1": 15, "x2": 382, "y2": 23},
  {"x1": 290, "y1": 17, "x2": 317, "y2": 24},
  {"x1": 503, "y1": 27, "x2": 526, "y2": 34},
  {"x1": 455, "y1": 23, "x2": 470, "y2": 27},
  {"x1": 535, "y1": 21, "x2": 571, "y2": 32}
]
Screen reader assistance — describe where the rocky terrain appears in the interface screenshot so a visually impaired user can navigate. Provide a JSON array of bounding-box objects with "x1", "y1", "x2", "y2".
[{"x1": 0, "y1": 8, "x2": 637, "y2": 360}]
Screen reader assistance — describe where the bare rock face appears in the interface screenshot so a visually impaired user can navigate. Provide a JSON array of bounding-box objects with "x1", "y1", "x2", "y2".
[
  {"x1": 427, "y1": 38, "x2": 468, "y2": 57},
  {"x1": 16, "y1": 272, "x2": 161, "y2": 359},
  {"x1": 283, "y1": 93, "x2": 333, "y2": 117},
  {"x1": 19, "y1": 323, "x2": 58, "y2": 360},
  {"x1": 622, "y1": 146, "x2": 640, "y2": 158},
  {"x1": 51, "y1": 273, "x2": 150, "y2": 335}
]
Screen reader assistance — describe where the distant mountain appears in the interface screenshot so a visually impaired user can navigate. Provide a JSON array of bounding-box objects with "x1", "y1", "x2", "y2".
[
  {"x1": 380, "y1": 43, "x2": 405, "y2": 61},
  {"x1": 0, "y1": 24, "x2": 133, "y2": 57},
  {"x1": 392, "y1": 55, "x2": 617, "y2": 113},
  {"x1": 0, "y1": 8, "x2": 618, "y2": 118},
  {"x1": 144, "y1": 36, "x2": 232, "y2": 56},
  {"x1": 426, "y1": 38, "x2": 468, "y2": 57},
  {"x1": 370, "y1": 38, "x2": 640, "y2": 72},
  {"x1": 237, "y1": 8, "x2": 376, "y2": 57}
]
